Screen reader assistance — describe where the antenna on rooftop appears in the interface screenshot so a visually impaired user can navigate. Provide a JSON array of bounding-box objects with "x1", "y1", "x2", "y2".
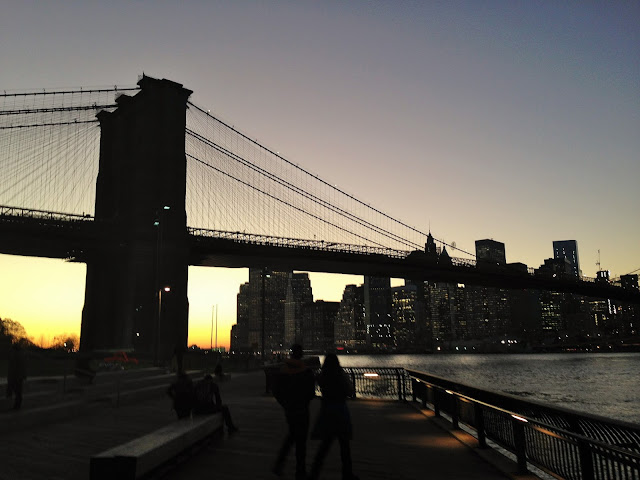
[{"x1": 596, "y1": 249, "x2": 601, "y2": 272}]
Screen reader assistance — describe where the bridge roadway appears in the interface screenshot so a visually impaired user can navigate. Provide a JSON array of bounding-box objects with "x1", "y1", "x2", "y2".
[
  {"x1": 0, "y1": 369, "x2": 536, "y2": 480},
  {"x1": 1, "y1": 210, "x2": 638, "y2": 303}
]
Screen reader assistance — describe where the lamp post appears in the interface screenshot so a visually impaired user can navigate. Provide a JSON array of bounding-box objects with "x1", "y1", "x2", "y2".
[
  {"x1": 153, "y1": 205, "x2": 170, "y2": 366},
  {"x1": 210, "y1": 304, "x2": 219, "y2": 352},
  {"x1": 261, "y1": 267, "x2": 266, "y2": 361},
  {"x1": 156, "y1": 285, "x2": 171, "y2": 366},
  {"x1": 214, "y1": 305, "x2": 218, "y2": 351}
]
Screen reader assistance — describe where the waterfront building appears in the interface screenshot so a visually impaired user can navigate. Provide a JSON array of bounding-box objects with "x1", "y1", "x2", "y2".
[
  {"x1": 232, "y1": 282, "x2": 251, "y2": 352},
  {"x1": 258, "y1": 268, "x2": 289, "y2": 354},
  {"x1": 335, "y1": 284, "x2": 366, "y2": 350},
  {"x1": 425, "y1": 281, "x2": 460, "y2": 346},
  {"x1": 553, "y1": 240, "x2": 581, "y2": 278},
  {"x1": 364, "y1": 276, "x2": 393, "y2": 349},
  {"x1": 536, "y1": 257, "x2": 573, "y2": 277},
  {"x1": 470, "y1": 239, "x2": 510, "y2": 339},
  {"x1": 284, "y1": 272, "x2": 313, "y2": 347},
  {"x1": 475, "y1": 239, "x2": 506, "y2": 266},
  {"x1": 302, "y1": 300, "x2": 339, "y2": 352},
  {"x1": 539, "y1": 290, "x2": 565, "y2": 332},
  {"x1": 392, "y1": 284, "x2": 419, "y2": 351},
  {"x1": 231, "y1": 268, "x2": 290, "y2": 354},
  {"x1": 424, "y1": 231, "x2": 438, "y2": 258},
  {"x1": 620, "y1": 274, "x2": 639, "y2": 290},
  {"x1": 404, "y1": 280, "x2": 432, "y2": 351}
]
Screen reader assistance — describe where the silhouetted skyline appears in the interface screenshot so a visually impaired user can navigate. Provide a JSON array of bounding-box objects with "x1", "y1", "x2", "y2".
[{"x1": 1, "y1": 2, "x2": 638, "y2": 348}]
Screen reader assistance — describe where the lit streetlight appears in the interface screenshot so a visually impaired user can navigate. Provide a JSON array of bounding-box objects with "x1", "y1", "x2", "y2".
[{"x1": 155, "y1": 285, "x2": 171, "y2": 365}]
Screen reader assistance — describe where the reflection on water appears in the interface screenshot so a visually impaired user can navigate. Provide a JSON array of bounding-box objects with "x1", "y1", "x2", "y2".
[{"x1": 331, "y1": 352, "x2": 640, "y2": 425}]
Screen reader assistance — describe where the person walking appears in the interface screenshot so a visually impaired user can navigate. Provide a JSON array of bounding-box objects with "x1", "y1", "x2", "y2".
[
  {"x1": 6, "y1": 342, "x2": 27, "y2": 410},
  {"x1": 309, "y1": 353, "x2": 358, "y2": 480},
  {"x1": 193, "y1": 373, "x2": 238, "y2": 433},
  {"x1": 272, "y1": 344, "x2": 316, "y2": 480}
]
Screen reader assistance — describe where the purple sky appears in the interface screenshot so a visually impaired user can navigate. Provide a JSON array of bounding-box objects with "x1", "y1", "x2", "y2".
[{"x1": 1, "y1": 1, "x2": 638, "y2": 346}]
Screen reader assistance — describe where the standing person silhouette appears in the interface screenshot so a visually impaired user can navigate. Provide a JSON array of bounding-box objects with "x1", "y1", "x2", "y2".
[
  {"x1": 272, "y1": 344, "x2": 316, "y2": 480},
  {"x1": 309, "y1": 353, "x2": 358, "y2": 480},
  {"x1": 7, "y1": 342, "x2": 26, "y2": 410}
]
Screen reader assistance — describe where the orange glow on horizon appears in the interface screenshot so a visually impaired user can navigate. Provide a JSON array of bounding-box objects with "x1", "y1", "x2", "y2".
[{"x1": 1, "y1": 255, "x2": 373, "y2": 351}]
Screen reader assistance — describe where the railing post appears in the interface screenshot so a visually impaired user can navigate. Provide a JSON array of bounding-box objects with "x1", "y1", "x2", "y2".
[
  {"x1": 401, "y1": 370, "x2": 407, "y2": 402},
  {"x1": 474, "y1": 403, "x2": 487, "y2": 448},
  {"x1": 578, "y1": 439, "x2": 595, "y2": 480},
  {"x1": 396, "y1": 370, "x2": 402, "y2": 402},
  {"x1": 433, "y1": 387, "x2": 440, "y2": 417},
  {"x1": 512, "y1": 417, "x2": 528, "y2": 474},
  {"x1": 411, "y1": 379, "x2": 417, "y2": 403},
  {"x1": 421, "y1": 383, "x2": 427, "y2": 408},
  {"x1": 350, "y1": 370, "x2": 356, "y2": 399},
  {"x1": 451, "y1": 394, "x2": 459, "y2": 429}
]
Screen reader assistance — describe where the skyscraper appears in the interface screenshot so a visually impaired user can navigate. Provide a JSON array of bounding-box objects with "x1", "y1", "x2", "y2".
[
  {"x1": 232, "y1": 268, "x2": 290, "y2": 355},
  {"x1": 475, "y1": 239, "x2": 506, "y2": 265},
  {"x1": 473, "y1": 239, "x2": 510, "y2": 339},
  {"x1": 364, "y1": 276, "x2": 393, "y2": 349},
  {"x1": 392, "y1": 284, "x2": 419, "y2": 351},
  {"x1": 284, "y1": 272, "x2": 313, "y2": 347},
  {"x1": 302, "y1": 300, "x2": 339, "y2": 352},
  {"x1": 553, "y1": 240, "x2": 581, "y2": 278},
  {"x1": 335, "y1": 284, "x2": 366, "y2": 350}
]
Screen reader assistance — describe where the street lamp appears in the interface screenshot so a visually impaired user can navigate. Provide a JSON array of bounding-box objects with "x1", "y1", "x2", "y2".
[
  {"x1": 210, "y1": 304, "x2": 219, "y2": 352},
  {"x1": 153, "y1": 205, "x2": 171, "y2": 366},
  {"x1": 155, "y1": 285, "x2": 171, "y2": 366}
]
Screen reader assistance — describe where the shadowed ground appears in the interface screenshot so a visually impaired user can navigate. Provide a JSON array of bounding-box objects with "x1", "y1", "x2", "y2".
[{"x1": 1, "y1": 370, "x2": 534, "y2": 480}]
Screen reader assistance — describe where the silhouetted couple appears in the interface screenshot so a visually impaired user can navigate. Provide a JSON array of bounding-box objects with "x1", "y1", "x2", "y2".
[
  {"x1": 273, "y1": 345, "x2": 358, "y2": 480},
  {"x1": 167, "y1": 371, "x2": 238, "y2": 434}
]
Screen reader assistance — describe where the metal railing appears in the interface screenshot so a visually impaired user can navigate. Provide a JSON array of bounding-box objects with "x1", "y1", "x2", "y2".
[
  {"x1": 263, "y1": 364, "x2": 408, "y2": 401},
  {"x1": 406, "y1": 369, "x2": 640, "y2": 480},
  {"x1": 340, "y1": 367, "x2": 408, "y2": 400},
  {"x1": 0, "y1": 205, "x2": 94, "y2": 223}
]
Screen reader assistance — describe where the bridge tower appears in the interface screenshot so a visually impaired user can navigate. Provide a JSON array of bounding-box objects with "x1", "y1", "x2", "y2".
[{"x1": 80, "y1": 76, "x2": 192, "y2": 364}]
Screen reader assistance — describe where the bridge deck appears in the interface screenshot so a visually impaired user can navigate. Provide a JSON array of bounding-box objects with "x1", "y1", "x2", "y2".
[{"x1": 1, "y1": 370, "x2": 533, "y2": 480}]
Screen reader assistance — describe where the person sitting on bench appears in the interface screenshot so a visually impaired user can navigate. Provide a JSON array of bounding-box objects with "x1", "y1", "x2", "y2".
[{"x1": 193, "y1": 374, "x2": 238, "y2": 434}]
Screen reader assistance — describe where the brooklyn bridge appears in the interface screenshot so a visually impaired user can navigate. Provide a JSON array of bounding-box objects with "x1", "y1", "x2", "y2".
[{"x1": 1, "y1": 75, "x2": 638, "y2": 362}]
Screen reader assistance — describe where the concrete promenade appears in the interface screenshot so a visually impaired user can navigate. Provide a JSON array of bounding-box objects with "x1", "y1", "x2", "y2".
[{"x1": 1, "y1": 369, "x2": 538, "y2": 480}]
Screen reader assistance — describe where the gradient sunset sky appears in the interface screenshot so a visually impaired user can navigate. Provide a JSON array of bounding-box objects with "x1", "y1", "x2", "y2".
[{"x1": 1, "y1": 2, "x2": 638, "y2": 349}]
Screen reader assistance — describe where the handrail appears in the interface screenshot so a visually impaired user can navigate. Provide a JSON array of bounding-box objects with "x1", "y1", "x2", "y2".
[
  {"x1": 0, "y1": 205, "x2": 94, "y2": 222},
  {"x1": 407, "y1": 368, "x2": 640, "y2": 479}
]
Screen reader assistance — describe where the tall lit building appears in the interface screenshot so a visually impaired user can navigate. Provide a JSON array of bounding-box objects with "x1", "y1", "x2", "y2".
[
  {"x1": 231, "y1": 268, "x2": 290, "y2": 355},
  {"x1": 553, "y1": 240, "x2": 581, "y2": 278},
  {"x1": 475, "y1": 239, "x2": 506, "y2": 265},
  {"x1": 302, "y1": 300, "x2": 339, "y2": 352},
  {"x1": 335, "y1": 284, "x2": 366, "y2": 350},
  {"x1": 284, "y1": 273, "x2": 313, "y2": 347},
  {"x1": 364, "y1": 276, "x2": 393, "y2": 349},
  {"x1": 472, "y1": 239, "x2": 509, "y2": 338},
  {"x1": 231, "y1": 282, "x2": 251, "y2": 352},
  {"x1": 392, "y1": 284, "x2": 418, "y2": 351}
]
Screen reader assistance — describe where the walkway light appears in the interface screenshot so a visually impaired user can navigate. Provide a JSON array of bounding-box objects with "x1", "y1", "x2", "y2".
[
  {"x1": 363, "y1": 373, "x2": 379, "y2": 378},
  {"x1": 512, "y1": 414, "x2": 528, "y2": 423}
]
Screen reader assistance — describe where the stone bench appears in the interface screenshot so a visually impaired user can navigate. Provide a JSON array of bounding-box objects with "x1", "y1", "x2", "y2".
[{"x1": 89, "y1": 413, "x2": 223, "y2": 480}]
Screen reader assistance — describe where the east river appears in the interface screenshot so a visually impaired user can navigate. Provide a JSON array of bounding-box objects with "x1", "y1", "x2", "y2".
[{"x1": 334, "y1": 352, "x2": 640, "y2": 425}]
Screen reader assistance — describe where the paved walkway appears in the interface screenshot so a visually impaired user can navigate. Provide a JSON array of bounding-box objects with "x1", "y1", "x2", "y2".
[{"x1": 1, "y1": 370, "x2": 536, "y2": 480}]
